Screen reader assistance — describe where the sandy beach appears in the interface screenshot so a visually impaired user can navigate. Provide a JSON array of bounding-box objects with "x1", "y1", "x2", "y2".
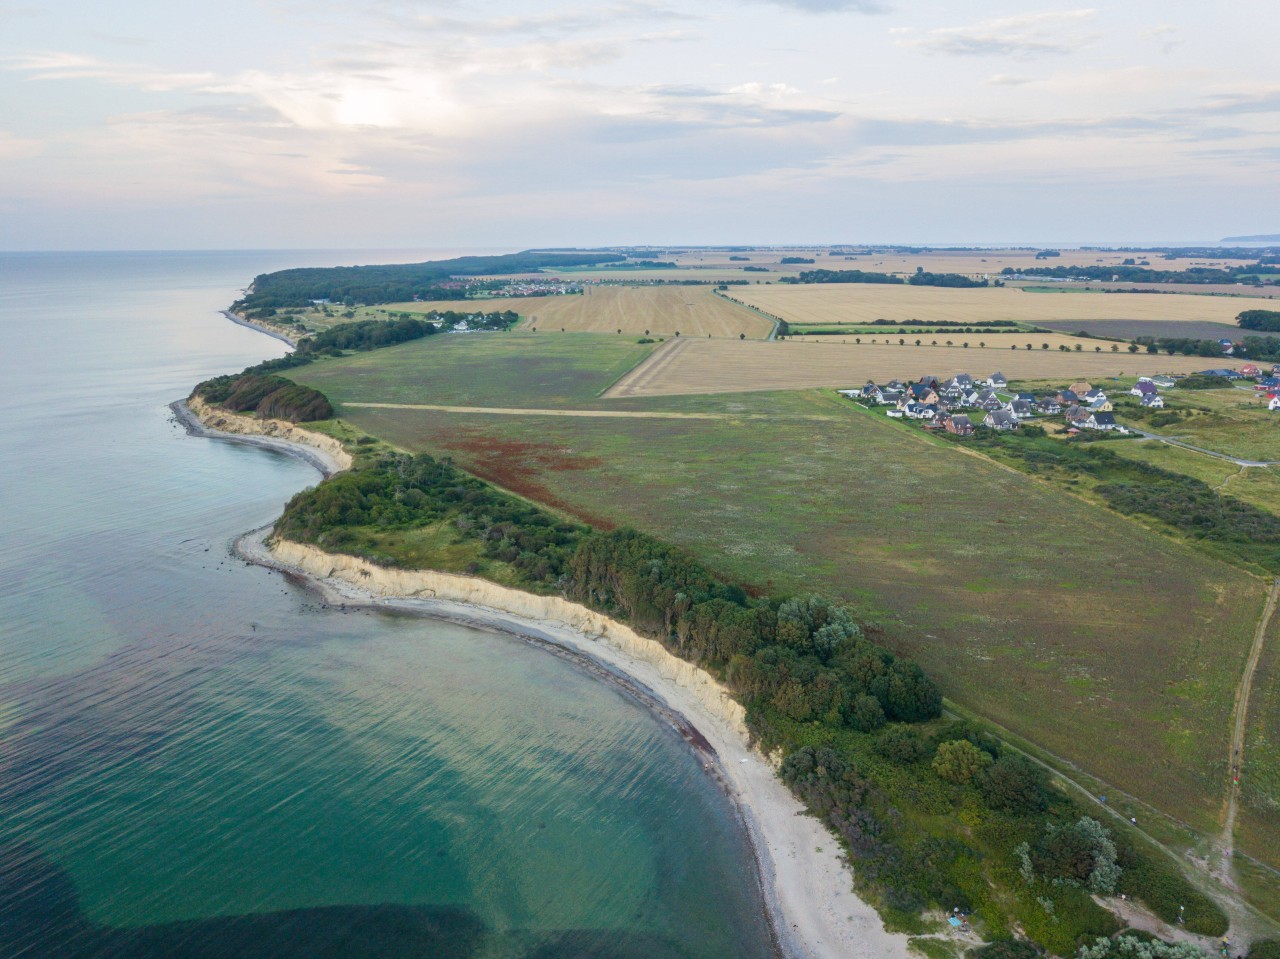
[{"x1": 178, "y1": 397, "x2": 911, "y2": 959}]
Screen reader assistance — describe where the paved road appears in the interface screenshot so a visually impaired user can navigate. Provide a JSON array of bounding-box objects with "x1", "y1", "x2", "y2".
[{"x1": 1129, "y1": 427, "x2": 1280, "y2": 467}]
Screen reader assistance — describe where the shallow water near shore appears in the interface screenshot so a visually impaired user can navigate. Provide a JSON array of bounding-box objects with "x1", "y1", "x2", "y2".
[{"x1": 0, "y1": 251, "x2": 774, "y2": 958}]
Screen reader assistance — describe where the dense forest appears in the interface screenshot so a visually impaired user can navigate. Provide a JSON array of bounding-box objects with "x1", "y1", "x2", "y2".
[
  {"x1": 193, "y1": 373, "x2": 333, "y2": 422},
  {"x1": 907, "y1": 271, "x2": 989, "y2": 288},
  {"x1": 233, "y1": 251, "x2": 626, "y2": 313},
  {"x1": 271, "y1": 450, "x2": 1226, "y2": 953}
]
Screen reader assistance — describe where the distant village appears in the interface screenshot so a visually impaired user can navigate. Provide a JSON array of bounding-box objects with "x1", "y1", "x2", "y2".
[{"x1": 838, "y1": 364, "x2": 1280, "y2": 438}]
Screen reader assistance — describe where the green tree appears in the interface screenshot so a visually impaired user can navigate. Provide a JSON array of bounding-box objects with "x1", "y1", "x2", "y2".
[
  {"x1": 932, "y1": 739, "x2": 993, "y2": 784},
  {"x1": 978, "y1": 752, "x2": 1051, "y2": 811}
]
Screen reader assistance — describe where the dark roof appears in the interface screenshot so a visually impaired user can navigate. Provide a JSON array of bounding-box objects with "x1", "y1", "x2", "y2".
[
  {"x1": 1059, "y1": 389, "x2": 1079, "y2": 402},
  {"x1": 1090, "y1": 412, "x2": 1117, "y2": 425}
]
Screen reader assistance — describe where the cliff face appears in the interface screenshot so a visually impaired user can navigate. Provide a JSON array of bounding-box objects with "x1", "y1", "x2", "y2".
[
  {"x1": 268, "y1": 537, "x2": 749, "y2": 737},
  {"x1": 188, "y1": 396, "x2": 353, "y2": 472}
]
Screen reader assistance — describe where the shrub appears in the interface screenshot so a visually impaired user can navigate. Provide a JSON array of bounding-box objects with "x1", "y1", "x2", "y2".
[{"x1": 933, "y1": 740, "x2": 994, "y2": 785}]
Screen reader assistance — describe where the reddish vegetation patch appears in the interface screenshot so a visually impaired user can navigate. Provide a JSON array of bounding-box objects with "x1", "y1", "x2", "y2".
[{"x1": 437, "y1": 430, "x2": 617, "y2": 529}]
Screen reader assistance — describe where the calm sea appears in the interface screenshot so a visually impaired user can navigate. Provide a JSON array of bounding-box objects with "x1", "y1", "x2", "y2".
[{"x1": 0, "y1": 251, "x2": 773, "y2": 959}]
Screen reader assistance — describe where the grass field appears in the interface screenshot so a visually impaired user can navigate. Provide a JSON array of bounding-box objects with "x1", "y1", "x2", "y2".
[
  {"x1": 605, "y1": 337, "x2": 1230, "y2": 398},
  {"x1": 1119, "y1": 388, "x2": 1280, "y2": 462},
  {"x1": 1239, "y1": 609, "x2": 1280, "y2": 873},
  {"x1": 730, "y1": 284, "x2": 1253, "y2": 327},
  {"x1": 289, "y1": 337, "x2": 1268, "y2": 840},
  {"x1": 293, "y1": 333, "x2": 658, "y2": 410}
]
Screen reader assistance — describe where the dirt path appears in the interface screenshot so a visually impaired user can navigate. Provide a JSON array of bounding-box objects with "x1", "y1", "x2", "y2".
[
  {"x1": 342, "y1": 400, "x2": 838, "y2": 421},
  {"x1": 1218, "y1": 576, "x2": 1280, "y2": 880},
  {"x1": 1217, "y1": 576, "x2": 1280, "y2": 881},
  {"x1": 604, "y1": 337, "x2": 693, "y2": 398}
]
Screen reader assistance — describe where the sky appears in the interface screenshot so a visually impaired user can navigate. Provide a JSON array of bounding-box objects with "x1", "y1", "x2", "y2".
[{"x1": 1, "y1": 0, "x2": 1277, "y2": 250}]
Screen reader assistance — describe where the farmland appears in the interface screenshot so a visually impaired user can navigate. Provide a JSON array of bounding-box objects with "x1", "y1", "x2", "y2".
[
  {"x1": 605, "y1": 337, "x2": 1229, "y2": 398},
  {"x1": 1035, "y1": 319, "x2": 1244, "y2": 340},
  {"x1": 1239, "y1": 610, "x2": 1280, "y2": 873},
  {"x1": 286, "y1": 339, "x2": 1268, "y2": 845},
  {"x1": 391, "y1": 286, "x2": 773, "y2": 339},
  {"x1": 729, "y1": 283, "x2": 1254, "y2": 327}
]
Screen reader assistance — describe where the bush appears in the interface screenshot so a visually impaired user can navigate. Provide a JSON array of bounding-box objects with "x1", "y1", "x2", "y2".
[
  {"x1": 978, "y1": 753, "x2": 1052, "y2": 813},
  {"x1": 1248, "y1": 941, "x2": 1280, "y2": 959},
  {"x1": 933, "y1": 740, "x2": 994, "y2": 785},
  {"x1": 875, "y1": 725, "x2": 929, "y2": 763}
]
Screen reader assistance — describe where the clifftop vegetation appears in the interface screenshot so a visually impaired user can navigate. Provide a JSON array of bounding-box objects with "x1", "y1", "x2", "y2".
[{"x1": 233, "y1": 251, "x2": 626, "y2": 314}]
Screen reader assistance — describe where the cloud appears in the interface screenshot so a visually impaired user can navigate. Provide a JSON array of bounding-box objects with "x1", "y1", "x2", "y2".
[
  {"x1": 1145, "y1": 24, "x2": 1182, "y2": 56},
  {"x1": 753, "y1": 0, "x2": 888, "y2": 11},
  {"x1": 902, "y1": 10, "x2": 1099, "y2": 59},
  {"x1": 986, "y1": 74, "x2": 1034, "y2": 86}
]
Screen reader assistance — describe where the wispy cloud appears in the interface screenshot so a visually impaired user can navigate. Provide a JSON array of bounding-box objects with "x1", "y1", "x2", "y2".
[
  {"x1": 751, "y1": 0, "x2": 888, "y2": 12},
  {"x1": 901, "y1": 10, "x2": 1099, "y2": 59}
]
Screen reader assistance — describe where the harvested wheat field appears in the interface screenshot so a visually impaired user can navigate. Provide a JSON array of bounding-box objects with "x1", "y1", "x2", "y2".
[
  {"x1": 729, "y1": 283, "x2": 1248, "y2": 327},
  {"x1": 395, "y1": 286, "x2": 772, "y2": 339},
  {"x1": 607, "y1": 337, "x2": 1233, "y2": 398}
]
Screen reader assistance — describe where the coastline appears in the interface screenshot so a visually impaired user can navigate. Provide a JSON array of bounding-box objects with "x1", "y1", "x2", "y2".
[
  {"x1": 221, "y1": 309, "x2": 299, "y2": 347},
  {"x1": 179, "y1": 395, "x2": 911, "y2": 959}
]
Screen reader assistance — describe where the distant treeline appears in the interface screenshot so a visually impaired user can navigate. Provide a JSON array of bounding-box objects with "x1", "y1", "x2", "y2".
[
  {"x1": 1004, "y1": 263, "x2": 1280, "y2": 284},
  {"x1": 1132, "y1": 333, "x2": 1280, "y2": 362},
  {"x1": 1238, "y1": 309, "x2": 1280, "y2": 332},
  {"x1": 271, "y1": 450, "x2": 1226, "y2": 950},
  {"x1": 783, "y1": 269, "x2": 987, "y2": 287},
  {"x1": 234, "y1": 251, "x2": 627, "y2": 313}
]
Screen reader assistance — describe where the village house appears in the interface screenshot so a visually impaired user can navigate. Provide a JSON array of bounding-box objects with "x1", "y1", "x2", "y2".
[
  {"x1": 947, "y1": 373, "x2": 975, "y2": 391},
  {"x1": 1085, "y1": 411, "x2": 1117, "y2": 430},
  {"x1": 1064, "y1": 406, "x2": 1090, "y2": 426},
  {"x1": 1240, "y1": 364, "x2": 1261, "y2": 377},
  {"x1": 1256, "y1": 376, "x2": 1280, "y2": 392},
  {"x1": 984, "y1": 410, "x2": 1019, "y2": 431},
  {"x1": 1270, "y1": 396, "x2": 1280, "y2": 412},
  {"x1": 1035, "y1": 396, "x2": 1062, "y2": 414},
  {"x1": 946, "y1": 414, "x2": 975, "y2": 436},
  {"x1": 907, "y1": 383, "x2": 940, "y2": 404},
  {"x1": 904, "y1": 403, "x2": 935, "y2": 420},
  {"x1": 1141, "y1": 394, "x2": 1165, "y2": 408},
  {"x1": 1087, "y1": 397, "x2": 1113, "y2": 413},
  {"x1": 1069, "y1": 381, "x2": 1092, "y2": 395},
  {"x1": 1057, "y1": 388, "x2": 1080, "y2": 406},
  {"x1": 1152, "y1": 376, "x2": 1177, "y2": 389},
  {"x1": 1007, "y1": 399, "x2": 1035, "y2": 419},
  {"x1": 1084, "y1": 388, "x2": 1108, "y2": 403},
  {"x1": 976, "y1": 390, "x2": 1003, "y2": 411},
  {"x1": 1130, "y1": 381, "x2": 1158, "y2": 397},
  {"x1": 986, "y1": 371, "x2": 1008, "y2": 389}
]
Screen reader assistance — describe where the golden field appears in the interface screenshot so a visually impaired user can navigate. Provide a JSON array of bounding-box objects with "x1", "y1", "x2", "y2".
[
  {"x1": 729, "y1": 283, "x2": 1251, "y2": 326},
  {"x1": 606, "y1": 336, "x2": 1233, "y2": 398},
  {"x1": 385, "y1": 286, "x2": 773, "y2": 339}
]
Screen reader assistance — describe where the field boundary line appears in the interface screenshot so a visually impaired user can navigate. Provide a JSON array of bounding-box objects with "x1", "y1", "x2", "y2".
[{"x1": 602, "y1": 337, "x2": 691, "y2": 398}]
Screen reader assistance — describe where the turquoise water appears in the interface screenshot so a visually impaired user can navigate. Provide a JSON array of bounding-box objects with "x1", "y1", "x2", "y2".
[{"x1": 0, "y1": 251, "x2": 774, "y2": 958}]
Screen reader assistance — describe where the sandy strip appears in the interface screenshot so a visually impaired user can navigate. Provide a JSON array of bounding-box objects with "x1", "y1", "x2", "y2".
[
  {"x1": 181, "y1": 398, "x2": 910, "y2": 959},
  {"x1": 221, "y1": 309, "x2": 299, "y2": 347}
]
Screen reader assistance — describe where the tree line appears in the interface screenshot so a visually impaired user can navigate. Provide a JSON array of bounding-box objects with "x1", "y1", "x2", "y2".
[{"x1": 233, "y1": 251, "x2": 627, "y2": 313}]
